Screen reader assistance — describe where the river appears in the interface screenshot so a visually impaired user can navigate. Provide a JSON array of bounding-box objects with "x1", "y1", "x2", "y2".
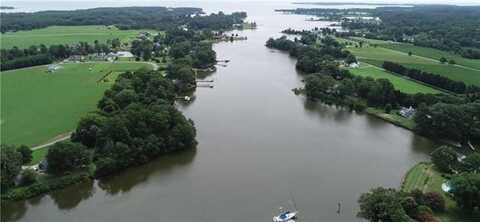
[{"x1": 1, "y1": 2, "x2": 438, "y2": 222}]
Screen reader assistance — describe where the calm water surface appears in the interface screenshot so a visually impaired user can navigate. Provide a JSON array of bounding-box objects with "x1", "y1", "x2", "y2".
[{"x1": 2, "y1": 2, "x2": 437, "y2": 222}]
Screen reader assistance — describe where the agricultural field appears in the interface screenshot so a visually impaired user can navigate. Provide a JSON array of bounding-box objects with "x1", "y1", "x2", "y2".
[
  {"x1": 0, "y1": 25, "x2": 155, "y2": 49},
  {"x1": 1, "y1": 62, "x2": 152, "y2": 147},
  {"x1": 351, "y1": 37, "x2": 480, "y2": 70},
  {"x1": 401, "y1": 162, "x2": 480, "y2": 222},
  {"x1": 344, "y1": 38, "x2": 480, "y2": 86},
  {"x1": 349, "y1": 64, "x2": 442, "y2": 94},
  {"x1": 381, "y1": 43, "x2": 480, "y2": 71}
]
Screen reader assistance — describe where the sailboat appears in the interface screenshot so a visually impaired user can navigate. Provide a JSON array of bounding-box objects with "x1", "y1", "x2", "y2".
[
  {"x1": 272, "y1": 210, "x2": 298, "y2": 222},
  {"x1": 273, "y1": 197, "x2": 298, "y2": 222}
]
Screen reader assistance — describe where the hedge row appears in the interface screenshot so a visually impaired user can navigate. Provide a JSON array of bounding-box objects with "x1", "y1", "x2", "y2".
[{"x1": 1, "y1": 172, "x2": 91, "y2": 201}]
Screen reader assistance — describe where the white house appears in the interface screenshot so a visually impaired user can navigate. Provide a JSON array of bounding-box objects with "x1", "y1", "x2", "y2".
[
  {"x1": 399, "y1": 106, "x2": 415, "y2": 118},
  {"x1": 115, "y1": 51, "x2": 134, "y2": 58}
]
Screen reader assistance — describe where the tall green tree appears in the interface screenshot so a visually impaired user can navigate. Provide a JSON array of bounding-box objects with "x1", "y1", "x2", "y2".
[
  {"x1": 431, "y1": 146, "x2": 458, "y2": 173},
  {"x1": 0, "y1": 145, "x2": 23, "y2": 189},
  {"x1": 46, "y1": 141, "x2": 92, "y2": 175},
  {"x1": 460, "y1": 153, "x2": 480, "y2": 173},
  {"x1": 449, "y1": 173, "x2": 480, "y2": 212},
  {"x1": 17, "y1": 145, "x2": 33, "y2": 164},
  {"x1": 357, "y1": 187, "x2": 410, "y2": 222}
]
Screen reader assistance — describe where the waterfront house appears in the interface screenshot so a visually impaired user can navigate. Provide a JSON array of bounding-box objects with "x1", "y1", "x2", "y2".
[{"x1": 399, "y1": 106, "x2": 415, "y2": 118}]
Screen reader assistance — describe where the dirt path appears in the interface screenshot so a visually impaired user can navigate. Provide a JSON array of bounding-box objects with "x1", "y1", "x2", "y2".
[{"x1": 31, "y1": 133, "x2": 71, "y2": 150}]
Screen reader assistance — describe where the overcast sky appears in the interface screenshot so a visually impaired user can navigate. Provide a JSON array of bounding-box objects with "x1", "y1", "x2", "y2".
[{"x1": 3, "y1": 0, "x2": 480, "y2": 4}]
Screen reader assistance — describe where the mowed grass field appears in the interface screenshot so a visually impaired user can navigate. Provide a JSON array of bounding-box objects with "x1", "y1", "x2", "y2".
[
  {"x1": 350, "y1": 64, "x2": 442, "y2": 94},
  {"x1": 347, "y1": 46, "x2": 480, "y2": 86},
  {"x1": 0, "y1": 25, "x2": 153, "y2": 49},
  {"x1": 401, "y1": 162, "x2": 480, "y2": 222},
  {"x1": 381, "y1": 43, "x2": 480, "y2": 71},
  {"x1": 1, "y1": 62, "x2": 151, "y2": 146}
]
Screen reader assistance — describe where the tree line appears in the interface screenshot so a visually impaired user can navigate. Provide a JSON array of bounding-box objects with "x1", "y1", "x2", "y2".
[
  {"x1": 415, "y1": 102, "x2": 480, "y2": 145},
  {"x1": 382, "y1": 61, "x2": 480, "y2": 94},
  {"x1": 266, "y1": 35, "x2": 353, "y2": 75},
  {"x1": 1, "y1": 39, "x2": 120, "y2": 71},
  {"x1": 344, "y1": 5, "x2": 480, "y2": 59},
  {"x1": 282, "y1": 5, "x2": 480, "y2": 59},
  {"x1": 0, "y1": 7, "x2": 201, "y2": 32},
  {"x1": 1, "y1": 7, "x2": 246, "y2": 33}
]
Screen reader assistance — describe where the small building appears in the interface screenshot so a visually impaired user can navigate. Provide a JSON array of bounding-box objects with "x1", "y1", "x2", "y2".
[
  {"x1": 47, "y1": 64, "x2": 61, "y2": 72},
  {"x1": 399, "y1": 106, "x2": 416, "y2": 118},
  {"x1": 115, "y1": 51, "x2": 134, "y2": 58},
  {"x1": 90, "y1": 53, "x2": 117, "y2": 62},
  {"x1": 69, "y1": 55, "x2": 85, "y2": 62},
  {"x1": 39, "y1": 159, "x2": 48, "y2": 172},
  {"x1": 344, "y1": 62, "x2": 359, "y2": 68}
]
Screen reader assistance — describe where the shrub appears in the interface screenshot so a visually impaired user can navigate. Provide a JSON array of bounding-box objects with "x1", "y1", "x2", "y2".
[
  {"x1": 46, "y1": 141, "x2": 92, "y2": 175},
  {"x1": 431, "y1": 146, "x2": 458, "y2": 173},
  {"x1": 19, "y1": 169, "x2": 37, "y2": 186},
  {"x1": 1, "y1": 173, "x2": 90, "y2": 201},
  {"x1": 423, "y1": 192, "x2": 445, "y2": 212},
  {"x1": 385, "y1": 104, "x2": 393, "y2": 113},
  {"x1": 17, "y1": 145, "x2": 33, "y2": 164},
  {"x1": 353, "y1": 101, "x2": 366, "y2": 113}
]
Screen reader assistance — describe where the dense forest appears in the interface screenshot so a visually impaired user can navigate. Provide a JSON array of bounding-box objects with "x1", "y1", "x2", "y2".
[
  {"x1": 0, "y1": 7, "x2": 246, "y2": 32},
  {"x1": 72, "y1": 69, "x2": 197, "y2": 177},
  {"x1": 370, "y1": 6, "x2": 480, "y2": 58}
]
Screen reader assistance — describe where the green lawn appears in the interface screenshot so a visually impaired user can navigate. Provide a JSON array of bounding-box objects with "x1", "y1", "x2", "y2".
[
  {"x1": 351, "y1": 37, "x2": 480, "y2": 70},
  {"x1": 401, "y1": 162, "x2": 480, "y2": 222},
  {"x1": 350, "y1": 64, "x2": 442, "y2": 94},
  {"x1": 344, "y1": 40, "x2": 480, "y2": 86},
  {"x1": 402, "y1": 162, "x2": 445, "y2": 193},
  {"x1": 0, "y1": 25, "x2": 154, "y2": 49},
  {"x1": 31, "y1": 147, "x2": 49, "y2": 165},
  {"x1": 1, "y1": 62, "x2": 151, "y2": 147},
  {"x1": 380, "y1": 43, "x2": 480, "y2": 71}
]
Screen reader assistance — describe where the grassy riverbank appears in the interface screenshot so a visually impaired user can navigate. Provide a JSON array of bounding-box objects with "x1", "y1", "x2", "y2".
[
  {"x1": 365, "y1": 107, "x2": 415, "y2": 130},
  {"x1": 401, "y1": 162, "x2": 480, "y2": 222}
]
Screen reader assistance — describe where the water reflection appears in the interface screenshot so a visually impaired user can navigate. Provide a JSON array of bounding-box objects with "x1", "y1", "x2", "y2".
[
  {"x1": 98, "y1": 149, "x2": 196, "y2": 195},
  {"x1": 1, "y1": 149, "x2": 196, "y2": 222},
  {"x1": 303, "y1": 98, "x2": 353, "y2": 123},
  {"x1": 410, "y1": 134, "x2": 439, "y2": 154},
  {"x1": 1, "y1": 201, "x2": 27, "y2": 222},
  {"x1": 49, "y1": 180, "x2": 95, "y2": 210},
  {"x1": 26, "y1": 196, "x2": 43, "y2": 206}
]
